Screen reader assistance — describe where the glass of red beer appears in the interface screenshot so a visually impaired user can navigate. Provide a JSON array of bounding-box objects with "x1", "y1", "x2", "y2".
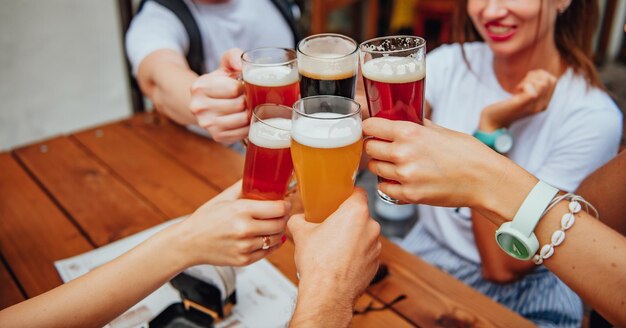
[
  {"x1": 241, "y1": 48, "x2": 300, "y2": 118},
  {"x1": 242, "y1": 104, "x2": 294, "y2": 200},
  {"x1": 360, "y1": 36, "x2": 426, "y2": 204}
]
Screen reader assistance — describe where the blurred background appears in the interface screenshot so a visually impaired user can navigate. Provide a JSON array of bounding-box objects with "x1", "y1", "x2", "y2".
[{"x1": 1, "y1": 0, "x2": 625, "y2": 151}]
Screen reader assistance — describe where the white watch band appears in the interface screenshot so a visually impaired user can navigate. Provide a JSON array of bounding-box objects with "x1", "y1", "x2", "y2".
[{"x1": 511, "y1": 180, "x2": 559, "y2": 237}]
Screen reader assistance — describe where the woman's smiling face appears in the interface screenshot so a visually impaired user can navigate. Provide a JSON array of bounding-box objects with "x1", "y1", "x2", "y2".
[{"x1": 467, "y1": 0, "x2": 563, "y2": 58}]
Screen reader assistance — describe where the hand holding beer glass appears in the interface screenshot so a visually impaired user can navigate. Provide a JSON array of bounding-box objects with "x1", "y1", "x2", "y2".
[
  {"x1": 360, "y1": 36, "x2": 426, "y2": 204},
  {"x1": 297, "y1": 33, "x2": 358, "y2": 98},
  {"x1": 242, "y1": 104, "x2": 294, "y2": 201},
  {"x1": 241, "y1": 48, "x2": 300, "y2": 116},
  {"x1": 291, "y1": 96, "x2": 363, "y2": 222}
]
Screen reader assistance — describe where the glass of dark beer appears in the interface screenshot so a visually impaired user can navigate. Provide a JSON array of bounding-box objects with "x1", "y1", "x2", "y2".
[
  {"x1": 242, "y1": 104, "x2": 294, "y2": 200},
  {"x1": 360, "y1": 36, "x2": 426, "y2": 204},
  {"x1": 242, "y1": 48, "x2": 300, "y2": 118},
  {"x1": 297, "y1": 34, "x2": 358, "y2": 99}
]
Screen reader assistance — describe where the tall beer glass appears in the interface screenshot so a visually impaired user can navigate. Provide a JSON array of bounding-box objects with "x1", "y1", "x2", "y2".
[
  {"x1": 297, "y1": 34, "x2": 358, "y2": 99},
  {"x1": 242, "y1": 48, "x2": 300, "y2": 117},
  {"x1": 360, "y1": 36, "x2": 426, "y2": 204},
  {"x1": 291, "y1": 96, "x2": 362, "y2": 222},
  {"x1": 242, "y1": 104, "x2": 293, "y2": 200}
]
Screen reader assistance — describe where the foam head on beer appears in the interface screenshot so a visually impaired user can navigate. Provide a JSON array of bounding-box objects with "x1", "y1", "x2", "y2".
[
  {"x1": 361, "y1": 56, "x2": 425, "y2": 83},
  {"x1": 297, "y1": 34, "x2": 358, "y2": 98},
  {"x1": 248, "y1": 118, "x2": 292, "y2": 149}
]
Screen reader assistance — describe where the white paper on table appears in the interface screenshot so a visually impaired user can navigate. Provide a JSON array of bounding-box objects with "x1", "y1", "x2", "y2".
[{"x1": 54, "y1": 217, "x2": 297, "y2": 328}]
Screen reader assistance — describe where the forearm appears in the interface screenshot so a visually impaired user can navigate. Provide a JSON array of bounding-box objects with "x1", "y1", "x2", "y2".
[
  {"x1": 536, "y1": 202, "x2": 626, "y2": 326},
  {"x1": 478, "y1": 158, "x2": 626, "y2": 325},
  {"x1": 290, "y1": 282, "x2": 353, "y2": 328},
  {"x1": 0, "y1": 224, "x2": 190, "y2": 327},
  {"x1": 472, "y1": 210, "x2": 536, "y2": 283},
  {"x1": 576, "y1": 151, "x2": 626, "y2": 236},
  {"x1": 137, "y1": 50, "x2": 198, "y2": 125}
]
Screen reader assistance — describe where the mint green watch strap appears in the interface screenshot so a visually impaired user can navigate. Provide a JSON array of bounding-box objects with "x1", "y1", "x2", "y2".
[{"x1": 511, "y1": 181, "x2": 559, "y2": 237}]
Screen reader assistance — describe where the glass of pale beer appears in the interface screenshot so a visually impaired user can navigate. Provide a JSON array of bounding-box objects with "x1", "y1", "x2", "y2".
[
  {"x1": 360, "y1": 36, "x2": 426, "y2": 204},
  {"x1": 291, "y1": 96, "x2": 362, "y2": 222},
  {"x1": 242, "y1": 104, "x2": 294, "y2": 200},
  {"x1": 241, "y1": 48, "x2": 300, "y2": 117},
  {"x1": 297, "y1": 33, "x2": 358, "y2": 99}
]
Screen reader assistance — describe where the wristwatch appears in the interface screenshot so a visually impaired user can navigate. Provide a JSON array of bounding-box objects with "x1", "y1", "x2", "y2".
[
  {"x1": 495, "y1": 181, "x2": 559, "y2": 260},
  {"x1": 473, "y1": 128, "x2": 513, "y2": 154}
]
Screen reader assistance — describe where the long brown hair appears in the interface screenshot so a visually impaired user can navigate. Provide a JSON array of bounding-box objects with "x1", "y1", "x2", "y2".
[{"x1": 452, "y1": 0, "x2": 604, "y2": 89}]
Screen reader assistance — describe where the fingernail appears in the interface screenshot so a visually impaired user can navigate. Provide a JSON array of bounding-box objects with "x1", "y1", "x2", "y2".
[{"x1": 281, "y1": 235, "x2": 287, "y2": 244}]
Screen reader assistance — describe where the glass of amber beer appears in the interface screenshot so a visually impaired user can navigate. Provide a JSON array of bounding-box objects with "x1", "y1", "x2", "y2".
[
  {"x1": 297, "y1": 33, "x2": 358, "y2": 99},
  {"x1": 242, "y1": 48, "x2": 300, "y2": 117},
  {"x1": 291, "y1": 96, "x2": 362, "y2": 222},
  {"x1": 360, "y1": 36, "x2": 426, "y2": 204},
  {"x1": 242, "y1": 104, "x2": 294, "y2": 200}
]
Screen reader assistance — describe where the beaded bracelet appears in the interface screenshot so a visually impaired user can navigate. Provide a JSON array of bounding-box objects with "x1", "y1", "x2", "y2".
[{"x1": 532, "y1": 193, "x2": 599, "y2": 265}]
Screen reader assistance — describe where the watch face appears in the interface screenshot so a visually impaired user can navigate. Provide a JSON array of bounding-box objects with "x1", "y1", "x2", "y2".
[
  {"x1": 497, "y1": 233, "x2": 529, "y2": 259},
  {"x1": 495, "y1": 133, "x2": 513, "y2": 153}
]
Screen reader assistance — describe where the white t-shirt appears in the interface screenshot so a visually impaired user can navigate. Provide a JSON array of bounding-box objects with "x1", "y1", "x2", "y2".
[
  {"x1": 402, "y1": 42, "x2": 623, "y2": 263},
  {"x1": 125, "y1": 0, "x2": 294, "y2": 76}
]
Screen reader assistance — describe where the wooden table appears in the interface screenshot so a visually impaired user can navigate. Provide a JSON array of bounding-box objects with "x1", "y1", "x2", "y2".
[{"x1": 0, "y1": 113, "x2": 533, "y2": 327}]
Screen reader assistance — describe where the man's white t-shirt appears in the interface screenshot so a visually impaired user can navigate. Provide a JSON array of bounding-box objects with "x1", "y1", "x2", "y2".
[
  {"x1": 125, "y1": 0, "x2": 294, "y2": 75},
  {"x1": 401, "y1": 42, "x2": 623, "y2": 263}
]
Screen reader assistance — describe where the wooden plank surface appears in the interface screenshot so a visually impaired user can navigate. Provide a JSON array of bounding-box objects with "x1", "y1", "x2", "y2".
[
  {"x1": 125, "y1": 113, "x2": 244, "y2": 190},
  {"x1": 0, "y1": 258, "x2": 25, "y2": 310},
  {"x1": 0, "y1": 153, "x2": 93, "y2": 297},
  {"x1": 14, "y1": 137, "x2": 165, "y2": 246},
  {"x1": 368, "y1": 238, "x2": 534, "y2": 327},
  {"x1": 267, "y1": 240, "x2": 414, "y2": 328},
  {"x1": 73, "y1": 123, "x2": 220, "y2": 219}
]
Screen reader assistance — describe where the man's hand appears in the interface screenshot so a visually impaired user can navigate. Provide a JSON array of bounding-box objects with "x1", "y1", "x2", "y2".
[{"x1": 189, "y1": 48, "x2": 249, "y2": 143}]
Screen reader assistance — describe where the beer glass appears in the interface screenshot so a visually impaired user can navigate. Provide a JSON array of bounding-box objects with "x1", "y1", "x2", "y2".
[
  {"x1": 242, "y1": 48, "x2": 300, "y2": 117},
  {"x1": 360, "y1": 36, "x2": 426, "y2": 204},
  {"x1": 297, "y1": 33, "x2": 358, "y2": 99},
  {"x1": 291, "y1": 96, "x2": 362, "y2": 222},
  {"x1": 242, "y1": 104, "x2": 294, "y2": 200}
]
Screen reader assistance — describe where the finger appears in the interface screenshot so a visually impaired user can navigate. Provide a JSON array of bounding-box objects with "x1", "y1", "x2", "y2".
[
  {"x1": 362, "y1": 117, "x2": 398, "y2": 141},
  {"x1": 237, "y1": 199, "x2": 291, "y2": 220},
  {"x1": 191, "y1": 95, "x2": 246, "y2": 116},
  {"x1": 377, "y1": 182, "x2": 409, "y2": 204},
  {"x1": 197, "y1": 111, "x2": 249, "y2": 132},
  {"x1": 368, "y1": 160, "x2": 401, "y2": 182},
  {"x1": 240, "y1": 242, "x2": 282, "y2": 265},
  {"x1": 364, "y1": 138, "x2": 395, "y2": 162},
  {"x1": 326, "y1": 187, "x2": 369, "y2": 223},
  {"x1": 209, "y1": 180, "x2": 243, "y2": 203},
  {"x1": 288, "y1": 213, "x2": 316, "y2": 241},
  {"x1": 212, "y1": 126, "x2": 249, "y2": 144},
  {"x1": 191, "y1": 74, "x2": 244, "y2": 99},
  {"x1": 522, "y1": 82, "x2": 538, "y2": 98},
  {"x1": 220, "y1": 48, "x2": 244, "y2": 73},
  {"x1": 247, "y1": 233, "x2": 285, "y2": 253}
]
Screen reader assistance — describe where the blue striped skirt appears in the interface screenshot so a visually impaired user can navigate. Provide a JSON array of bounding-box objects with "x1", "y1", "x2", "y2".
[{"x1": 398, "y1": 222, "x2": 583, "y2": 327}]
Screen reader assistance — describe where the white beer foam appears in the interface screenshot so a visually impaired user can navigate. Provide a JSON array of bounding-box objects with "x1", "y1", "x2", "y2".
[
  {"x1": 292, "y1": 112, "x2": 361, "y2": 149},
  {"x1": 361, "y1": 56, "x2": 425, "y2": 83},
  {"x1": 244, "y1": 66, "x2": 299, "y2": 87},
  {"x1": 248, "y1": 118, "x2": 292, "y2": 149},
  {"x1": 298, "y1": 37, "x2": 357, "y2": 79}
]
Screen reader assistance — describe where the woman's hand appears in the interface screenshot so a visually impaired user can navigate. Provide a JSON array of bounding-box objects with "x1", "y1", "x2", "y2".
[
  {"x1": 480, "y1": 69, "x2": 558, "y2": 132},
  {"x1": 189, "y1": 48, "x2": 249, "y2": 143},
  {"x1": 363, "y1": 118, "x2": 536, "y2": 219},
  {"x1": 173, "y1": 181, "x2": 290, "y2": 267}
]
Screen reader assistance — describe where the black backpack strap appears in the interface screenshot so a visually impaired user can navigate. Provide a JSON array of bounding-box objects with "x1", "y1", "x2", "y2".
[
  {"x1": 270, "y1": 0, "x2": 303, "y2": 46},
  {"x1": 138, "y1": 0, "x2": 206, "y2": 75}
]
